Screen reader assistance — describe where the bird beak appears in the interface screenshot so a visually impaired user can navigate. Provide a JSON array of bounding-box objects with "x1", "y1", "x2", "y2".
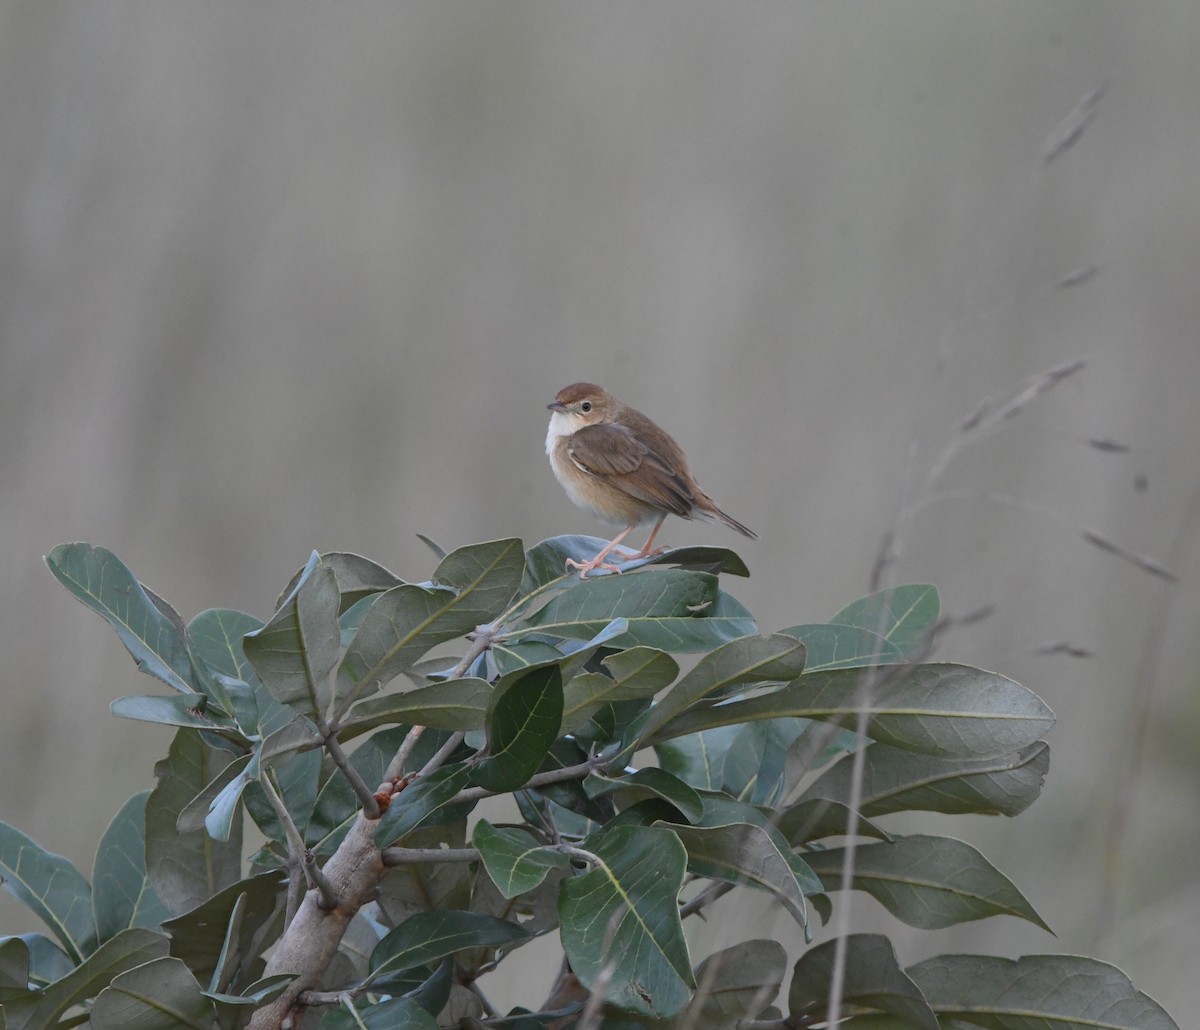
[{"x1": 547, "y1": 401, "x2": 567, "y2": 412}]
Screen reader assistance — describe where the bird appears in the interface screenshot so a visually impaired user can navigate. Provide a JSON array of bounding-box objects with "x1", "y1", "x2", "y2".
[{"x1": 545, "y1": 382, "x2": 756, "y2": 577}]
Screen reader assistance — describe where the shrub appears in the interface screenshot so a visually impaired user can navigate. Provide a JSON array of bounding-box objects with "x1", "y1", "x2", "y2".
[{"x1": 0, "y1": 537, "x2": 1177, "y2": 1029}]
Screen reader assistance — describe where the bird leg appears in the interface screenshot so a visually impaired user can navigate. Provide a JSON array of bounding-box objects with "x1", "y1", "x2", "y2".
[
  {"x1": 628, "y1": 514, "x2": 669, "y2": 560},
  {"x1": 565, "y1": 523, "x2": 639, "y2": 578},
  {"x1": 566, "y1": 515, "x2": 672, "y2": 578}
]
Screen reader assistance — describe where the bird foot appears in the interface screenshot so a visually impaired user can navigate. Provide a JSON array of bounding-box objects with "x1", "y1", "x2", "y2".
[{"x1": 565, "y1": 556, "x2": 625, "y2": 578}]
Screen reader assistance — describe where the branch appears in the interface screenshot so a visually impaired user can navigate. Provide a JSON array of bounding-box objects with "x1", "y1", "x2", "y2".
[
  {"x1": 380, "y1": 624, "x2": 497, "y2": 784},
  {"x1": 678, "y1": 879, "x2": 733, "y2": 919},
  {"x1": 259, "y1": 773, "x2": 310, "y2": 869},
  {"x1": 557, "y1": 844, "x2": 603, "y2": 867},
  {"x1": 247, "y1": 815, "x2": 385, "y2": 1029},
  {"x1": 381, "y1": 846, "x2": 479, "y2": 866},
  {"x1": 419, "y1": 730, "x2": 465, "y2": 776},
  {"x1": 455, "y1": 755, "x2": 608, "y2": 804},
  {"x1": 452, "y1": 623, "x2": 498, "y2": 679},
  {"x1": 381, "y1": 723, "x2": 426, "y2": 784},
  {"x1": 321, "y1": 722, "x2": 381, "y2": 820},
  {"x1": 304, "y1": 849, "x2": 339, "y2": 911}
]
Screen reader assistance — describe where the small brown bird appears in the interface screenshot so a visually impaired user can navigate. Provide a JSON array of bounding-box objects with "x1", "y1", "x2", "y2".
[{"x1": 546, "y1": 382, "x2": 756, "y2": 577}]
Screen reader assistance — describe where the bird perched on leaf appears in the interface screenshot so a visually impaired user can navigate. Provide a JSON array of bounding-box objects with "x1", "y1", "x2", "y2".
[{"x1": 546, "y1": 382, "x2": 756, "y2": 577}]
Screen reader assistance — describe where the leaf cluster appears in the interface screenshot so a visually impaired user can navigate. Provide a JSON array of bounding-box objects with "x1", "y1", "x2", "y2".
[{"x1": 0, "y1": 537, "x2": 1177, "y2": 1029}]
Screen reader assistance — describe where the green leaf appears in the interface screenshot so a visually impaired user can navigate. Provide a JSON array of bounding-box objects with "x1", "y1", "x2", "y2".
[
  {"x1": 801, "y1": 741, "x2": 1050, "y2": 818},
  {"x1": 276, "y1": 551, "x2": 404, "y2": 614},
  {"x1": 805, "y1": 834, "x2": 1050, "y2": 931},
  {"x1": 374, "y1": 764, "x2": 473, "y2": 847},
  {"x1": 586, "y1": 768, "x2": 705, "y2": 824},
  {"x1": 778, "y1": 623, "x2": 903, "y2": 672},
  {"x1": 432, "y1": 537, "x2": 526, "y2": 614},
  {"x1": 559, "y1": 825, "x2": 695, "y2": 1019},
  {"x1": 562, "y1": 646, "x2": 679, "y2": 732},
  {"x1": 145, "y1": 730, "x2": 243, "y2": 916},
  {"x1": 161, "y1": 870, "x2": 286, "y2": 987},
  {"x1": 659, "y1": 796, "x2": 819, "y2": 931},
  {"x1": 15, "y1": 928, "x2": 169, "y2": 1029},
  {"x1": 775, "y1": 799, "x2": 891, "y2": 845},
  {"x1": 671, "y1": 820, "x2": 812, "y2": 929},
  {"x1": 109, "y1": 693, "x2": 237, "y2": 732},
  {"x1": 0, "y1": 819, "x2": 96, "y2": 963},
  {"x1": 188, "y1": 608, "x2": 301, "y2": 738},
  {"x1": 336, "y1": 538, "x2": 525, "y2": 714},
  {"x1": 616, "y1": 543, "x2": 752, "y2": 577},
  {"x1": 185, "y1": 607, "x2": 259, "y2": 720},
  {"x1": 648, "y1": 663, "x2": 1055, "y2": 759},
  {"x1": 492, "y1": 638, "x2": 570, "y2": 676},
  {"x1": 521, "y1": 535, "x2": 617, "y2": 592},
  {"x1": 244, "y1": 746, "x2": 323, "y2": 845},
  {"x1": 92, "y1": 792, "x2": 169, "y2": 944},
  {"x1": 473, "y1": 666, "x2": 564, "y2": 792},
  {"x1": 2, "y1": 933, "x2": 73, "y2": 989},
  {"x1": 906, "y1": 953, "x2": 1179, "y2": 1029},
  {"x1": 340, "y1": 677, "x2": 493, "y2": 737},
  {"x1": 520, "y1": 569, "x2": 755, "y2": 652},
  {"x1": 203, "y1": 972, "x2": 293, "y2": 1010},
  {"x1": 829, "y1": 584, "x2": 940, "y2": 661},
  {"x1": 789, "y1": 933, "x2": 937, "y2": 1029},
  {"x1": 175, "y1": 754, "x2": 250, "y2": 837},
  {"x1": 319, "y1": 996, "x2": 438, "y2": 1029},
  {"x1": 243, "y1": 554, "x2": 342, "y2": 720},
  {"x1": 671, "y1": 939, "x2": 786, "y2": 1029},
  {"x1": 641, "y1": 633, "x2": 806, "y2": 741},
  {"x1": 719, "y1": 718, "x2": 808, "y2": 805},
  {"x1": 90, "y1": 955, "x2": 213, "y2": 1028},
  {"x1": 46, "y1": 543, "x2": 196, "y2": 693},
  {"x1": 656, "y1": 726, "x2": 742, "y2": 792},
  {"x1": 520, "y1": 537, "x2": 749, "y2": 597},
  {"x1": 472, "y1": 820, "x2": 569, "y2": 899},
  {"x1": 0, "y1": 936, "x2": 30, "y2": 992},
  {"x1": 366, "y1": 911, "x2": 529, "y2": 988},
  {"x1": 187, "y1": 608, "x2": 262, "y2": 685}
]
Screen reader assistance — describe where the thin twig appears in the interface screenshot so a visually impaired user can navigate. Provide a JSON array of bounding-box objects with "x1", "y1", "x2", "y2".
[
  {"x1": 382, "y1": 724, "x2": 426, "y2": 785},
  {"x1": 381, "y1": 846, "x2": 479, "y2": 866},
  {"x1": 419, "y1": 731, "x2": 465, "y2": 776},
  {"x1": 321, "y1": 723, "x2": 381, "y2": 819},
  {"x1": 557, "y1": 844, "x2": 604, "y2": 867},
  {"x1": 304, "y1": 850, "x2": 339, "y2": 911},
  {"x1": 454, "y1": 755, "x2": 609, "y2": 805},
  {"x1": 678, "y1": 880, "x2": 733, "y2": 920},
  {"x1": 259, "y1": 773, "x2": 310, "y2": 867},
  {"x1": 259, "y1": 773, "x2": 341, "y2": 911},
  {"x1": 283, "y1": 857, "x2": 303, "y2": 929},
  {"x1": 297, "y1": 988, "x2": 359, "y2": 1007},
  {"x1": 381, "y1": 625, "x2": 497, "y2": 784}
]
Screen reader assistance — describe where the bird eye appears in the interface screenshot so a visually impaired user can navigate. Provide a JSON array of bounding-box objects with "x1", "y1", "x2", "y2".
[{"x1": 580, "y1": 401, "x2": 592, "y2": 413}]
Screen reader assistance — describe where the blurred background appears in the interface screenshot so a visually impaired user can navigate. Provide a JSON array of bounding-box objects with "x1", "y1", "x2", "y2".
[{"x1": 1, "y1": 1, "x2": 1197, "y2": 1019}]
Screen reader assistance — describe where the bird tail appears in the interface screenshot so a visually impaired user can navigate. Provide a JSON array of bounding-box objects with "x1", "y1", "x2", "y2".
[{"x1": 715, "y1": 506, "x2": 757, "y2": 540}]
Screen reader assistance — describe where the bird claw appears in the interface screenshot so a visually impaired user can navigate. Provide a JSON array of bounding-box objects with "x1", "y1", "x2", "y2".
[{"x1": 565, "y1": 557, "x2": 624, "y2": 578}]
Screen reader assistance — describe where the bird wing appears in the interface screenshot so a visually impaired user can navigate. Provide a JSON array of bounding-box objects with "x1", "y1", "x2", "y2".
[{"x1": 566, "y1": 423, "x2": 695, "y2": 519}]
